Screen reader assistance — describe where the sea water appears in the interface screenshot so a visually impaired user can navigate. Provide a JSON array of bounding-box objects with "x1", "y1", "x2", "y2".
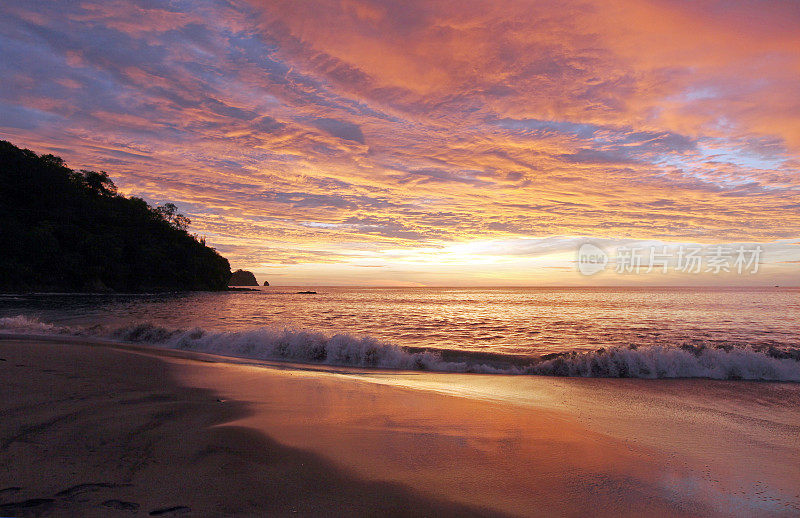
[{"x1": 0, "y1": 286, "x2": 798, "y2": 380}]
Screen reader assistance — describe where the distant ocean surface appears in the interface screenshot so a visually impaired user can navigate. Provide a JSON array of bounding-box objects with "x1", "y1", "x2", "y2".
[{"x1": 1, "y1": 286, "x2": 799, "y2": 380}]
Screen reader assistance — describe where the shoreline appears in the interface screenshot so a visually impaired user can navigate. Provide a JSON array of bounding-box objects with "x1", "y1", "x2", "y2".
[
  {"x1": 0, "y1": 338, "x2": 499, "y2": 517},
  {"x1": 2, "y1": 324, "x2": 798, "y2": 382},
  {"x1": 1, "y1": 337, "x2": 799, "y2": 516}
]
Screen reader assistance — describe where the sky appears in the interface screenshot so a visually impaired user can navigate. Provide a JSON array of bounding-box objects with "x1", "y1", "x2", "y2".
[{"x1": 1, "y1": 0, "x2": 799, "y2": 285}]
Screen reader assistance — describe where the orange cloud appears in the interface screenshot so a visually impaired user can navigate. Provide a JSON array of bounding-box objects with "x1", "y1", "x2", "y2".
[{"x1": 0, "y1": 0, "x2": 798, "y2": 284}]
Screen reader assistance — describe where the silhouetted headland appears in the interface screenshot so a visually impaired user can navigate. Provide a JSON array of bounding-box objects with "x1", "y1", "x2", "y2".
[
  {"x1": 0, "y1": 141, "x2": 231, "y2": 293},
  {"x1": 228, "y1": 269, "x2": 258, "y2": 286}
]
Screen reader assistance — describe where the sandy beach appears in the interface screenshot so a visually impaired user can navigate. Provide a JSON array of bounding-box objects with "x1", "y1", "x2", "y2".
[
  {"x1": 3, "y1": 0, "x2": 800, "y2": 514},
  {"x1": 1, "y1": 337, "x2": 798, "y2": 517}
]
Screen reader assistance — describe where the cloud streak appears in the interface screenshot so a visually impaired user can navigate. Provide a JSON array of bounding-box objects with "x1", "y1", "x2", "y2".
[{"x1": 0, "y1": 0, "x2": 798, "y2": 283}]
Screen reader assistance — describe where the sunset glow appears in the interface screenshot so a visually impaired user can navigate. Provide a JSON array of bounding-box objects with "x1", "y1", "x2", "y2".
[{"x1": 2, "y1": 0, "x2": 799, "y2": 284}]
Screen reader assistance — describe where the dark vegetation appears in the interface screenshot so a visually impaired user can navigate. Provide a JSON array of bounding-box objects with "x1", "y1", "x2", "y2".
[
  {"x1": 228, "y1": 269, "x2": 258, "y2": 286},
  {"x1": 0, "y1": 141, "x2": 231, "y2": 292}
]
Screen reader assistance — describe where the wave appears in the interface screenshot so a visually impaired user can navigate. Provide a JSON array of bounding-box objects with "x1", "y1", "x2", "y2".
[
  {"x1": 0, "y1": 315, "x2": 70, "y2": 334},
  {"x1": 528, "y1": 345, "x2": 800, "y2": 381},
  {"x1": 2, "y1": 315, "x2": 799, "y2": 381}
]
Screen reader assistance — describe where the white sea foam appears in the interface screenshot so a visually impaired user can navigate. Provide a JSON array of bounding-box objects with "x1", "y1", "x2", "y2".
[
  {"x1": 2, "y1": 315, "x2": 799, "y2": 381},
  {"x1": 0, "y1": 315, "x2": 69, "y2": 334},
  {"x1": 109, "y1": 323, "x2": 490, "y2": 372},
  {"x1": 527, "y1": 345, "x2": 800, "y2": 381}
]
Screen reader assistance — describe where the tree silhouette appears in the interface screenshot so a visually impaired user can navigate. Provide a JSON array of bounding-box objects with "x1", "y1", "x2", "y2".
[
  {"x1": 79, "y1": 170, "x2": 118, "y2": 196},
  {"x1": 156, "y1": 203, "x2": 191, "y2": 231},
  {"x1": 0, "y1": 140, "x2": 232, "y2": 292}
]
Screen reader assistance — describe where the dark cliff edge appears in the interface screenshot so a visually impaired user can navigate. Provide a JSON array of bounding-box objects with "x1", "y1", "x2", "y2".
[
  {"x1": 0, "y1": 141, "x2": 232, "y2": 293},
  {"x1": 229, "y1": 269, "x2": 258, "y2": 286}
]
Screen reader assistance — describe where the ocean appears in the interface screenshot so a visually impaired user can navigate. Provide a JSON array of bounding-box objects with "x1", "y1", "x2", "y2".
[
  {"x1": 2, "y1": 286, "x2": 800, "y2": 516},
  {"x1": 1, "y1": 286, "x2": 798, "y2": 380}
]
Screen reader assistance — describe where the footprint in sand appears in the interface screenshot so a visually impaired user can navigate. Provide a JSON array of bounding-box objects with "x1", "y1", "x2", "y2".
[
  {"x1": 0, "y1": 498, "x2": 55, "y2": 514},
  {"x1": 103, "y1": 499, "x2": 140, "y2": 511},
  {"x1": 149, "y1": 505, "x2": 192, "y2": 515},
  {"x1": 56, "y1": 482, "x2": 127, "y2": 500}
]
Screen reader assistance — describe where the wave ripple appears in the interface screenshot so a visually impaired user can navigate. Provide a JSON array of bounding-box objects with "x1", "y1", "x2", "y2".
[{"x1": 2, "y1": 316, "x2": 799, "y2": 381}]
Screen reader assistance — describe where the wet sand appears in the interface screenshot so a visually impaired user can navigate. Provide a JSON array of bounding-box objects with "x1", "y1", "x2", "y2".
[
  {"x1": 1, "y1": 337, "x2": 798, "y2": 516},
  {"x1": 0, "y1": 339, "x2": 499, "y2": 517}
]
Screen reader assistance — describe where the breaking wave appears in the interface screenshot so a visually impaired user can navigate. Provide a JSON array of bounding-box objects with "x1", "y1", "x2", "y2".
[
  {"x1": 0, "y1": 315, "x2": 68, "y2": 335},
  {"x1": 2, "y1": 315, "x2": 799, "y2": 381},
  {"x1": 528, "y1": 345, "x2": 800, "y2": 381}
]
